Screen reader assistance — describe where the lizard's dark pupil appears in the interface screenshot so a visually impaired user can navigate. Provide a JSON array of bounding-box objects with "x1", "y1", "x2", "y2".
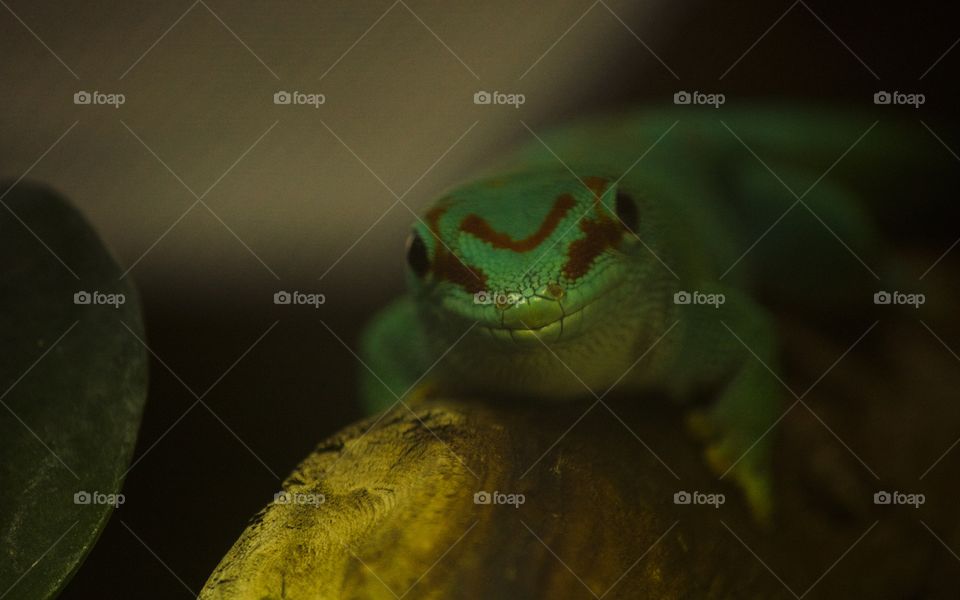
[
  {"x1": 615, "y1": 192, "x2": 639, "y2": 232},
  {"x1": 406, "y1": 232, "x2": 430, "y2": 277}
]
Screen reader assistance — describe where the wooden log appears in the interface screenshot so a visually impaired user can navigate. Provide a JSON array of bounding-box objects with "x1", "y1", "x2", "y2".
[{"x1": 200, "y1": 315, "x2": 960, "y2": 599}]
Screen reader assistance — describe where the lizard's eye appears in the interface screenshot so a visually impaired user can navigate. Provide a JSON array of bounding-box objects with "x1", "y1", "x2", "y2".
[
  {"x1": 406, "y1": 231, "x2": 430, "y2": 277},
  {"x1": 614, "y1": 191, "x2": 639, "y2": 233}
]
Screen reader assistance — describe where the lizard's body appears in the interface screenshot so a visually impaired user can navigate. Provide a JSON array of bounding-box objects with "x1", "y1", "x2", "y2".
[{"x1": 359, "y1": 108, "x2": 927, "y2": 519}]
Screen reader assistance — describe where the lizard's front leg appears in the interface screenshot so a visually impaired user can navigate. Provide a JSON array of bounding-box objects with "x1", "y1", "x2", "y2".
[
  {"x1": 359, "y1": 297, "x2": 435, "y2": 414},
  {"x1": 671, "y1": 288, "x2": 783, "y2": 523}
]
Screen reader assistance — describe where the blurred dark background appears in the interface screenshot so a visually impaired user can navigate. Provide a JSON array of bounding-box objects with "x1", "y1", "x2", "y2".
[{"x1": 1, "y1": 0, "x2": 957, "y2": 597}]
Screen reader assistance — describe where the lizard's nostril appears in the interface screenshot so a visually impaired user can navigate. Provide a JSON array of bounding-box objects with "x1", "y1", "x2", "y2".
[
  {"x1": 491, "y1": 291, "x2": 525, "y2": 312},
  {"x1": 545, "y1": 283, "x2": 565, "y2": 300}
]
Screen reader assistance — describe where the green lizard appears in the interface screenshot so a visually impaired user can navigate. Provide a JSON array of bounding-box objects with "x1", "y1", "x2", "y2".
[{"x1": 359, "y1": 107, "x2": 937, "y2": 521}]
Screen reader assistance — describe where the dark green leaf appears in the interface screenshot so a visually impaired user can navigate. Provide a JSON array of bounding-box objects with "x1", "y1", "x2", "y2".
[{"x1": 0, "y1": 181, "x2": 148, "y2": 599}]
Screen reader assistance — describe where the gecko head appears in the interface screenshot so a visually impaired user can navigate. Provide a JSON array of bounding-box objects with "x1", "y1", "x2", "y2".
[{"x1": 404, "y1": 169, "x2": 651, "y2": 347}]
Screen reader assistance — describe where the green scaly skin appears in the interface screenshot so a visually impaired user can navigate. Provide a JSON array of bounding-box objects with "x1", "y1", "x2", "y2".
[{"x1": 359, "y1": 107, "x2": 935, "y2": 522}]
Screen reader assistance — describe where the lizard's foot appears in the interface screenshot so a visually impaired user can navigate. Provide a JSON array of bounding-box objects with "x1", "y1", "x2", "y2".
[{"x1": 686, "y1": 409, "x2": 774, "y2": 525}]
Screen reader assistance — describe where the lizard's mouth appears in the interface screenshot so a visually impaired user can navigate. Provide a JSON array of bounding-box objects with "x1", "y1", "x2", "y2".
[
  {"x1": 479, "y1": 301, "x2": 591, "y2": 345},
  {"x1": 475, "y1": 281, "x2": 621, "y2": 346}
]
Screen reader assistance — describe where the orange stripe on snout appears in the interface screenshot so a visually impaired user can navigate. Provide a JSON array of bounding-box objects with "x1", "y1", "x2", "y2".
[{"x1": 459, "y1": 193, "x2": 577, "y2": 252}]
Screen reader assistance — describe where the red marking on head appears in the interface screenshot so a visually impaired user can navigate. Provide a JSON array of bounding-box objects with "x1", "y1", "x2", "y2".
[
  {"x1": 583, "y1": 176, "x2": 608, "y2": 200},
  {"x1": 459, "y1": 193, "x2": 576, "y2": 253},
  {"x1": 562, "y1": 218, "x2": 623, "y2": 279},
  {"x1": 561, "y1": 177, "x2": 625, "y2": 279},
  {"x1": 425, "y1": 203, "x2": 487, "y2": 293}
]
